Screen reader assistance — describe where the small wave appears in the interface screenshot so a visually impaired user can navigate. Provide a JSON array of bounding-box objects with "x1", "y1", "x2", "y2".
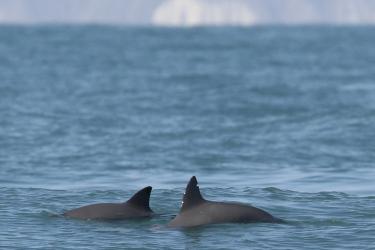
[
  {"x1": 298, "y1": 218, "x2": 354, "y2": 227},
  {"x1": 341, "y1": 84, "x2": 375, "y2": 92},
  {"x1": 262, "y1": 187, "x2": 351, "y2": 199},
  {"x1": 39, "y1": 210, "x2": 63, "y2": 218}
]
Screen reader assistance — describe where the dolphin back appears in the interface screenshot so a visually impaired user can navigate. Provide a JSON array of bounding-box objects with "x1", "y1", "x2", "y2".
[
  {"x1": 169, "y1": 176, "x2": 283, "y2": 228},
  {"x1": 64, "y1": 186, "x2": 154, "y2": 220}
]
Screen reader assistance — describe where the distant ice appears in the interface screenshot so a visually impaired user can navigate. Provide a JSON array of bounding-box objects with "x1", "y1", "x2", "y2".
[{"x1": 152, "y1": 0, "x2": 256, "y2": 26}]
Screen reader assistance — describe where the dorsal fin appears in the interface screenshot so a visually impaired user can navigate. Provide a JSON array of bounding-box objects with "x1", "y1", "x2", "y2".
[
  {"x1": 180, "y1": 176, "x2": 205, "y2": 212},
  {"x1": 126, "y1": 186, "x2": 153, "y2": 211}
]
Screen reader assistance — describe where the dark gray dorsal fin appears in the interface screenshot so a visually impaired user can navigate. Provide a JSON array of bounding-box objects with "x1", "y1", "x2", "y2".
[
  {"x1": 180, "y1": 176, "x2": 205, "y2": 212},
  {"x1": 126, "y1": 186, "x2": 152, "y2": 211}
]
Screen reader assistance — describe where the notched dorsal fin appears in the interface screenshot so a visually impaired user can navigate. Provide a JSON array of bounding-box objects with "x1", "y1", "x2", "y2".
[
  {"x1": 181, "y1": 176, "x2": 205, "y2": 212},
  {"x1": 126, "y1": 186, "x2": 153, "y2": 211}
]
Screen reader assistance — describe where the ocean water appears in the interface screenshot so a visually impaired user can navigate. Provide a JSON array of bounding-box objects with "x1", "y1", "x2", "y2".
[{"x1": 1, "y1": 26, "x2": 375, "y2": 249}]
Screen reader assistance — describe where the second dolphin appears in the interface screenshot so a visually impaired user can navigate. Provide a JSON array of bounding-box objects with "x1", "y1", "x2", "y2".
[{"x1": 169, "y1": 176, "x2": 282, "y2": 228}]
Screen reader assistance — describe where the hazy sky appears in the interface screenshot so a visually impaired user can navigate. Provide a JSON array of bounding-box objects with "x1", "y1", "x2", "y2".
[{"x1": 0, "y1": 0, "x2": 375, "y2": 25}]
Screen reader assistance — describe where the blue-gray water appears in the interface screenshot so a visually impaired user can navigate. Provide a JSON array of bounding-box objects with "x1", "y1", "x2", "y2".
[{"x1": 1, "y1": 26, "x2": 375, "y2": 249}]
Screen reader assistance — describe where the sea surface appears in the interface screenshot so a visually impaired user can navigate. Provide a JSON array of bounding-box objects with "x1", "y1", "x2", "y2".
[{"x1": 1, "y1": 26, "x2": 375, "y2": 249}]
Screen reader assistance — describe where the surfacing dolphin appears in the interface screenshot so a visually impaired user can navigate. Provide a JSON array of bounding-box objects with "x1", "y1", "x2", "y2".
[
  {"x1": 168, "y1": 176, "x2": 282, "y2": 228},
  {"x1": 64, "y1": 186, "x2": 153, "y2": 220}
]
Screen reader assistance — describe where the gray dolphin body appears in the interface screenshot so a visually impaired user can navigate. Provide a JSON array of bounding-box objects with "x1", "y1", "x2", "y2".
[
  {"x1": 168, "y1": 177, "x2": 282, "y2": 228},
  {"x1": 64, "y1": 186, "x2": 153, "y2": 220}
]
